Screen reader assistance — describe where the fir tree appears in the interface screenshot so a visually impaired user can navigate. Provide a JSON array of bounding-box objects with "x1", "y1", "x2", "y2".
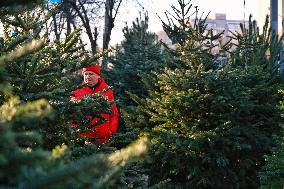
[
  {"x1": 106, "y1": 13, "x2": 166, "y2": 107},
  {"x1": 125, "y1": 1, "x2": 283, "y2": 188},
  {"x1": 104, "y1": 14, "x2": 168, "y2": 187},
  {"x1": 227, "y1": 15, "x2": 283, "y2": 73},
  {"x1": 159, "y1": 0, "x2": 224, "y2": 70},
  {"x1": 106, "y1": 14, "x2": 167, "y2": 150}
]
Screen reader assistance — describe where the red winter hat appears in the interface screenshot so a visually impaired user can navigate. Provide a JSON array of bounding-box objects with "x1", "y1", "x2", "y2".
[{"x1": 82, "y1": 64, "x2": 100, "y2": 75}]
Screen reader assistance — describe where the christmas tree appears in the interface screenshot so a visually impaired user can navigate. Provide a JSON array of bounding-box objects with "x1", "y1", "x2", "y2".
[
  {"x1": 105, "y1": 14, "x2": 167, "y2": 148},
  {"x1": 123, "y1": 1, "x2": 283, "y2": 188},
  {"x1": 106, "y1": 13, "x2": 166, "y2": 107}
]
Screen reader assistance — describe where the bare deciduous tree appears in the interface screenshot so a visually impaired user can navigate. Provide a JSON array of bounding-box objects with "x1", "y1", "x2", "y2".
[
  {"x1": 64, "y1": 0, "x2": 103, "y2": 55},
  {"x1": 102, "y1": 0, "x2": 122, "y2": 69},
  {"x1": 46, "y1": 0, "x2": 144, "y2": 65}
]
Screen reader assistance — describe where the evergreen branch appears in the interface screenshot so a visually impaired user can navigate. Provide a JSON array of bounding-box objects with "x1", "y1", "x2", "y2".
[
  {"x1": 95, "y1": 136, "x2": 148, "y2": 188},
  {"x1": 15, "y1": 15, "x2": 29, "y2": 32},
  {"x1": 165, "y1": 9, "x2": 180, "y2": 23},
  {"x1": 15, "y1": 131, "x2": 42, "y2": 145},
  {"x1": 63, "y1": 28, "x2": 81, "y2": 50},
  {"x1": 5, "y1": 35, "x2": 29, "y2": 52},
  {"x1": 0, "y1": 39, "x2": 45, "y2": 66},
  {"x1": 184, "y1": 2, "x2": 192, "y2": 16},
  {"x1": 22, "y1": 56, "x2": 38, "y2": 91},
  {"x1": 19, "y1": 137, "x2": 147, "y2": 189}
]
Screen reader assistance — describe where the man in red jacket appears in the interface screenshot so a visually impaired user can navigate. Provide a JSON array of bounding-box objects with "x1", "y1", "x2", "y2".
[{"x1": 70, "y1": 64, "x2": 118, "y2": 146}]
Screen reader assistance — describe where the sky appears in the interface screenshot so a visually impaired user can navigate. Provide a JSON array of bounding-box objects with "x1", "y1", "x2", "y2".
[{"x1": 110, "y1": 0, "x2": 258, "y2": 45}]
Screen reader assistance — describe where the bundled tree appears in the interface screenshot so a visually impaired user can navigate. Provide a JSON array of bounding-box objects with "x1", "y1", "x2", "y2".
[{"x1": 123, "y1": 0, "x2": 283, "y2": 188}]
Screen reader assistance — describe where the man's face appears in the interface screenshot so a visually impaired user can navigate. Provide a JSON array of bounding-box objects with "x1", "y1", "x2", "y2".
[{"x1": 83, "y1": 71, "x2": 100, "y2": 87}]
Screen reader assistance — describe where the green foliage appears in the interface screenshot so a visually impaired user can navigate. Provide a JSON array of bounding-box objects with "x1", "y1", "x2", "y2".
[
  {"x1": 145, "y1": 63, "x2": 281, "y2": 188},
  {"x1": 122, "y1": 1, "x2": 283, "y2": 188},
  {"x1": 1, "y1": 0, "x2": 283, "y2": 188},
  {"x1": 258, "y1": 89, "x2": 284, "y2": 189},
  {"x1": 0, "y1": 97, "x2": 51, "y2": 186},
  {"x1": 159, "y1": 0, "x2": 224, "y2": 71},
  {"x1": 227, "y1": 15, "x2": 283, "y2": 73},
  {"x1": 106, "y1": 14, "x2": 167, "y2": 154},
  {"x1": 0, "y1": 0, "x2": 43, "y2": 7},
  {"x1": 0, "y1": 0, "x2": 45, "y2": 16},
  {"x1": 15, "y1": 136, "x2": 147, "y2": 189},
  {"x1": 0, "y1": 103, "x2": 148, "y2": 188},
  {"x1": 258, "y1": 128, "x2": 284, "y2": 189},
  {"x1": 106, "y1": 14, "x2": 166, "y2": 107},
  {"x1": 64, "y1": 92, "x2": 113, "y2": 133}
]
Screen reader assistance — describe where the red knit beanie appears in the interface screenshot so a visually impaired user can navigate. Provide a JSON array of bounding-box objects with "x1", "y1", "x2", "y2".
[{"x1": 82, "y1": 64, "x2": 100, "y2": 75}]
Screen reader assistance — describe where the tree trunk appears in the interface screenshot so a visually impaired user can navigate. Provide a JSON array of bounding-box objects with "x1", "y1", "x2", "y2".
[
  {"x1": 64, "y1": 2, "x2": 72, "y2": 36},
  {"x1": 77, "y1": 0, "x2": 97, "y2": 55},
  {"x1": 102, "y1": 0, "x2": 122, "y2": 69},
  {"x1": 52, "y1": 13, "x2": 60, "y2": 40},
  {"x1": 102, "y1": 0, "x2": 112, "y2": 69}
]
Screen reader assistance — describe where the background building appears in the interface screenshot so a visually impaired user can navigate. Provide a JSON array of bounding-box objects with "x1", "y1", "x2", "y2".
[{"x1": 205, "y1": 13, "x2": 248, "y2": 42}]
